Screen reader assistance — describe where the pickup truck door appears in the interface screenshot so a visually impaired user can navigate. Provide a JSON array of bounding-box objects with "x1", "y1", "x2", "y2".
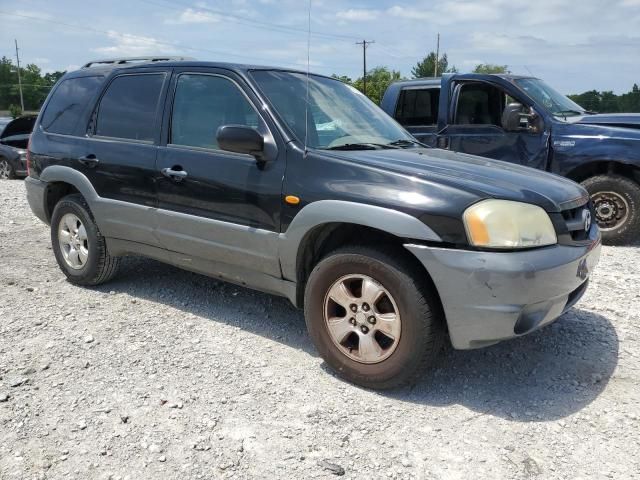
[
  {"x1": 437, "y1": 74, "x2": 550, "y2": 170},
  {"x1": 154, "y1": 67, "x2": 286, "y2": 278}
]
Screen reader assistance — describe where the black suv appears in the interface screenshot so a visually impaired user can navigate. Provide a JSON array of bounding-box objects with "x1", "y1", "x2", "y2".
[{"x1": 25, "y1": 58, "x2": 601, "y2": 389}]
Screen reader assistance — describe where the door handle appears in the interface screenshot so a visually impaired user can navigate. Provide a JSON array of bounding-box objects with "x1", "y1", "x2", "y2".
[
  {"x1": 78, "y1": 154, "x2": 99, "y2": 168},
  {"x1": 161, "y1": 167, "x2": 188, "y2": 182}
]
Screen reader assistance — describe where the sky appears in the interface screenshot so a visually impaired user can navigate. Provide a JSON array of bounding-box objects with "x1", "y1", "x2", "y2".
[{"x1": 0, "y1": 0, "x2": 639, "y2": 94}]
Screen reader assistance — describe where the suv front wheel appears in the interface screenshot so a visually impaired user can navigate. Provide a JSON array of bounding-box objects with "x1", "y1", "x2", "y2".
[
  {"x1": 51, "y1": 194, "x2": 120, "y2": 286},
  {"x1": 304, "y1": 246, "x2": 444, "y2": 389}
]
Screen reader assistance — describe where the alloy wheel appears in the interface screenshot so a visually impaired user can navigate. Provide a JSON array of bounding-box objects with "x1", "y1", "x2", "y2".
[{"x1": 58, "y1": 213, "x2": 89, "y2": 270}]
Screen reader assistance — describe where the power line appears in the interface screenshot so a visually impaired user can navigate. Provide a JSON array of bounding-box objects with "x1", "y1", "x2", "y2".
[
  {"x1": 356, "y1": 40, "x2": 374, "y2": 96},
  {"x1": 138, "y1": 0, "x2": 361, "y2": 42}
]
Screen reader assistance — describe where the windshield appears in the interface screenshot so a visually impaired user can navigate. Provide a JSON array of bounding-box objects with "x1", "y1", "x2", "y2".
[
  {"x1": 515, "y1": 78, "x2": 586, "y2": 117},
  {"x1": 251, "y1": 70, "x2": 415, "y2": 149}
]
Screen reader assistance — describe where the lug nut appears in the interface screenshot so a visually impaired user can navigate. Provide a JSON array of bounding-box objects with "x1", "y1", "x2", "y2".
[
  {"x1": 368, "y1": 316, "x2": 376, "y2": 324},
  {"x1": 362, "y1": 303, "x2": 370, "y2": 312},
  {"x1": 349, "y1": 318, "x2": 357, "y2": 326},
  {"x1": 360, "y1": 325, "x2": 369, "y2": 334},
  {"x1": 350, "y1": 304, "x2": 358, "y2": 312}
]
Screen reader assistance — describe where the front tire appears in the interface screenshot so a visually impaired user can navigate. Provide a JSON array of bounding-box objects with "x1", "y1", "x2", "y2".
[
  {"x1": 304, "y1": 246, "x2": 444, "y2": 389},
  {"x1": 51, "y1": 194, "x2": 120, "y2": 286},
  {"x1": 0, "y1": 157, "x2": 15, "y2": 180},
  {"x1": 582, "y1": 174, "x2": 640, "y2": 245}
]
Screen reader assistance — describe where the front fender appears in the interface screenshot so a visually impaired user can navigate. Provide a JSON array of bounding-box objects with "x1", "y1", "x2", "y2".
[{"x1": 278, "y1": 200, "x2": 441, "y2": 281}]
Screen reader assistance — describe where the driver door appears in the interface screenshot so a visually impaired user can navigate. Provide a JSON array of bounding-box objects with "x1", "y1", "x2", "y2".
[{"x1": 441, "y1": 77, "x2": 550, "y2": 170}]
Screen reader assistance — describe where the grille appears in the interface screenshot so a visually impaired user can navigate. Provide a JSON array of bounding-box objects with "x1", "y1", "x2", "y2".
[{"x1": 561, "y1": 202, "x2": 592, "y2": 241}]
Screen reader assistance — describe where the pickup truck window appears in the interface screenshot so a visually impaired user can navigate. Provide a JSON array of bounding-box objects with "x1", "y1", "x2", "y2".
[
  {"x1": 515, "y1": 78, "x2": 585, "y2": 117},
  {"x1": 251, "y1": 70, "x2": 413, "y2": 149},
  {"x1": 395, "y1": 88, "x2": 440, "y2": 126},
  {"x1": 455, "y1": 83, "x2": 506, "y2": 127},
  {"x1": 170, "y1": 74, "x2": 260, "y2": 151},
  {"x1": 95, "y1": 73, "x2": 164, "y2": 142}
]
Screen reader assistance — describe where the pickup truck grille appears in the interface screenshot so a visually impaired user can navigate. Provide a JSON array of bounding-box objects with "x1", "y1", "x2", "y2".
[{"x1": 560, "y1": 202, "x2": 593, "y2": 242}]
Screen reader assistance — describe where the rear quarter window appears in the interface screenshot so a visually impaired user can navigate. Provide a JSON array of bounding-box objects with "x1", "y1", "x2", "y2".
[{"x1": 40, "y1": 76, "x2": 103, "y2": 135}]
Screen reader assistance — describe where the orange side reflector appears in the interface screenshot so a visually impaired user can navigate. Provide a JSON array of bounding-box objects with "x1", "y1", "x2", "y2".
[{"x1": 285, "y1": 195, "x2": 300, "y2": 205}]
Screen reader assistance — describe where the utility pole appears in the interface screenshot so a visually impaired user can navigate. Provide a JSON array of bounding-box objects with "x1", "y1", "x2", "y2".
[
  {"x1": 356, "y1": 39, "x2": 374, "y2": 96},
  {"x1": 434, "y1": 33, "x2": 440, "y2": 77},
  {"x1": 14, "y1": 39, "x2": 25, "y2": 113}
]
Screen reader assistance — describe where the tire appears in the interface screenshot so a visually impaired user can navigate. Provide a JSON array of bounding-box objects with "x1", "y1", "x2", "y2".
[
  {"x1": 582, "y1": 174, "x2": 640, "y2": 245},
  {"x1": 50, "y1": 194, "x2": 120, "y2": 286},
  {"x1": 304, "y1": 245, "x2": 444, "y2": 389},
  {"x1": 0, "y1": 157, "x2": 15, "y2": 180}
]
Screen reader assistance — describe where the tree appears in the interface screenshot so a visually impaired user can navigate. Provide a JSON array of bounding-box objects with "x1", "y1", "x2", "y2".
[
  {"x1": 472, "y1": 64, "x2": 510, "y2": 74},
  {"x1": 331, "y1": 74, "x2": 353, "y2": 85},
  {"x1": 352, "y1": 66, "x2": 403, "y2": 105},
  {"x1": 412, "y1": 52, "x2": 456, "y2": 78}
]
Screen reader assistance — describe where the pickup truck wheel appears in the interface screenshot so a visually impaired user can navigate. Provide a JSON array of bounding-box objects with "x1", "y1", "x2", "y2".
[
  {"x1": 304, "y1": 246, "x2": 444, "y2": 389},
  {"x1": 50, "y1": 194, "x2": 120, "y2": 286},
  {"x1": 582, "y1": 174, "x2": 640, "y2": 245},
  {"x1": 0, "y1": 158, "x2": 16, "y2": 180}
]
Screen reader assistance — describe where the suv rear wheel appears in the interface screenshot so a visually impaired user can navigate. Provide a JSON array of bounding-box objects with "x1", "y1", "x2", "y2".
[
  {"x1": 304, "y1": 246, "x2": 444, "y2": 389},
  {"x1": 50, "y1": 194, "x2": 120, "y2": 286},
  {"x1": 582, "y1": 174, "x2": 640, "y2": 245}
]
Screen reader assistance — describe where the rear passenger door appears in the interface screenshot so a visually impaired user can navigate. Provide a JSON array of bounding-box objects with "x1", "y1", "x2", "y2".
[
  {"x1": 155, "y1": 68, "x2": 285, "y2": 278},
  {"x1": 81, "y1": 69, "x2": 170, "y2": 246},
  {"x1": 393, "y1": 87, "x2": 440, "y2": 146}
]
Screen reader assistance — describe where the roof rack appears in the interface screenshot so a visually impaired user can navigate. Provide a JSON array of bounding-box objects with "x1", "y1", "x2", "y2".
[{"x1": 82, "y1": 56, "x2": 195, "y2": 69}]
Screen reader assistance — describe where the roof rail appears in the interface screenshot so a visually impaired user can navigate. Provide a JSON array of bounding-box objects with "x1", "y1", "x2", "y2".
[{"x1": 82, "y1": 56, "x2": 195, "y2": 69}]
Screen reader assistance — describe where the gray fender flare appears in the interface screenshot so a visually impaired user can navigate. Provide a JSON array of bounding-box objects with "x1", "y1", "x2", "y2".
[
  {"x1": 278, "y1": 200, "x2": 441, "y2": 281},
  {"x1": 40, "y1": 165, "x2": 100, "y2": 204}
]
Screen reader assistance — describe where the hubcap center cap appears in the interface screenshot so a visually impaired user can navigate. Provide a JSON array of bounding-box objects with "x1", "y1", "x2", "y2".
[{"x1": 355, "y1": 311, "x2": 367, "y2": 325}]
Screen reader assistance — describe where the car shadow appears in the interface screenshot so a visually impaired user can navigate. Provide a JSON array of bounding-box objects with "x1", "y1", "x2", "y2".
[{"x1": 97, "y1": 257, "x2": 618, "y2": 422}]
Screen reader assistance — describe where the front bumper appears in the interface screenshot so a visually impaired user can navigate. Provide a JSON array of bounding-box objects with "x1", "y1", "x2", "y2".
[{"x1": 405, "y1": 232, "x2": 601, "y2": 350}]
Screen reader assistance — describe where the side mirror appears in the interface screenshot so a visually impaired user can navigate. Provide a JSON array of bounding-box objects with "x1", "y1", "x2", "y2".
[
  {"x1": 502, "y1": 103, "x2": 530, "y2": 131},
  {"x1": 216, "y1": 125, "x2": 265, "y2": 159}
]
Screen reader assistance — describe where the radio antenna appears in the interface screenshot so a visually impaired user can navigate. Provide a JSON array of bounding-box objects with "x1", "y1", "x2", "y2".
[{"x1": 303, "y1": 0, "x2": 312, "y2": 155}]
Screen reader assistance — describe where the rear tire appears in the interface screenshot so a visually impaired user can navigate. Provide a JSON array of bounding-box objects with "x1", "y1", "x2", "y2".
[
  {"x1": 582, "y1": 174, "x2": 640, "y2": 245},
  {"x1": 304, "y1": 245, "x2": 444, "y2": 389},
  {"x1": 0, "y1": 157, "x2": 15, "y2": 180},
  {"x1": 50, "y1": 194, "x2": 120, "y2": 286}
]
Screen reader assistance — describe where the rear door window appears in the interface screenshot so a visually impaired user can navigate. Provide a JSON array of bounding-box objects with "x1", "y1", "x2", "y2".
[
  {"x1": 395, "y1": 88, "x2": 440, "y2": 126},
  {"x1": 40, "y1": 76, "x2": 103, "y2": 135},
  {"x1": 95, "y1": 73, "x2": 165, "y2": 142}
]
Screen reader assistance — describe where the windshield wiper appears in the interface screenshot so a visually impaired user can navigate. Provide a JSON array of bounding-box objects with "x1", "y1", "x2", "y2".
[
  {"x1": 325, "y1": 143, "x2": 400, "y2": 151},
  {"x1": 553, "y1": 109, "x2": 585, "y2": 117},
  {"x1": 388, "y1": 138, "x2": 425, "y2": 148}
]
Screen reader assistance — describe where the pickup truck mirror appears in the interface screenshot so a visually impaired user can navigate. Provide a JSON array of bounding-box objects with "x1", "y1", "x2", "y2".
[
  {"x1": 502, "y1": 103, "x2": 534, "y2": 132},
  {"x1": 217, "y1": 125, "x2": 266, "y2": 160}
]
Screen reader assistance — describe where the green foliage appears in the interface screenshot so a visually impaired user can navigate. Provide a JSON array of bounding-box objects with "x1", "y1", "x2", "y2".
[
  {"x1": 9, "y1": 104, "x2": 22, "y2": 118},
  {"x1": 0, "y1": 56, "x2": 65, "y2": 112},
  {"x1": 352, "y1": 66, "x2": 404, "y2": 105},
  {"x1": 472, "y1": 64, "x2": 510, "y2": 74},
  {"x1": 412, "y1": 52, "x2": 457, "y2": 78},
  {"x1": 569, "y1": 86, "x2": 640, "y2": 113}
]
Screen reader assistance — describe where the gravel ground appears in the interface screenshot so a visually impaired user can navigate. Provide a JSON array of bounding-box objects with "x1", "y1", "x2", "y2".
[{"x1": 0, "y1": 178, "x2": 639, "y2": 480}]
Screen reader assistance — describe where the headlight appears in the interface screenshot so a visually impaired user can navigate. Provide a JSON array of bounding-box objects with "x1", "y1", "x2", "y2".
[{"x1": 463, "y1": 199, "x2": 557, "y2": 249}]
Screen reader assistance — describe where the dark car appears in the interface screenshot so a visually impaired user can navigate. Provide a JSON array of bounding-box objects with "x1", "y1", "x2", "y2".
[
  {"x1": 0, "y1": 115, "x2": 36, "y2": 179},
  {"x1": 381, "y1": 74, "x2": 640, "y2": 244},
  {"x1": 24, "y1": 58, "x2": 600, "y2": 389}
]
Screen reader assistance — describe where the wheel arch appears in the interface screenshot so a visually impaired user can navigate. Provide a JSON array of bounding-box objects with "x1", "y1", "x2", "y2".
[
  {"x1": 565, "y1": 160, "x2": 640, "y2": 185},
  {"x1": 39, "y1": 166, "x2": 99, "y2": 222},
  {"x1": 278, "y1": 200, "x2": 443, "y2": 308}
]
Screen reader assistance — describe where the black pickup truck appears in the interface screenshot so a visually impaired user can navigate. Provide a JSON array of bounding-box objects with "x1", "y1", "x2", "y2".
[{"x1": 382, "y1": 74, "x2": 640, "y2": 244}]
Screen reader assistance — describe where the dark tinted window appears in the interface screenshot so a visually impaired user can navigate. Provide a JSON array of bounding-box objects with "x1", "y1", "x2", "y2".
[
  {"x1": 455, "y1": 83, "x2": 504, "y2": 127},
  {"x1": 395, "y1": 88, "x2": 440, "y2": 126},
  {"x1": 96, "y1": 74, "x2": 164, "y2": 141},
  {"x1": 40, "y1": 76, "x2": 103, "y2": 135},
  {"x1": 171, "y1": 74, "x2": 259, "y2": 150}
]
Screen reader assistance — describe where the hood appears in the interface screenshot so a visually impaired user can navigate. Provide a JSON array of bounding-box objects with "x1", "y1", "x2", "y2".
[
  {"x1": 332, "y1": 148, "x2": 588, "y2": 213},
  {"x1": 575, "y1": 113, "x2": 640, "y2": 130}
]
